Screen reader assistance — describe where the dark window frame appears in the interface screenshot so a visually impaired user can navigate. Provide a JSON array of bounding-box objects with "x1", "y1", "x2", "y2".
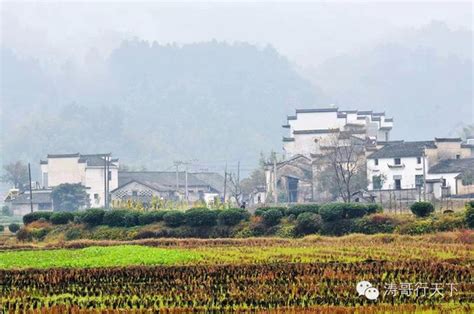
[{"x1": 394, "y1": 179, "x2": 402, "y2": 190}]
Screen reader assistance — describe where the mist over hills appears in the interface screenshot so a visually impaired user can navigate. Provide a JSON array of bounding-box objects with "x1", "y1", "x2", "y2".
[
  {"x1": 1, "y1": 41, "x2": 321, "y2": 170},
  {"x1": 304, "y1": 21, "x2": 473, "y2": 140},
  {"x1": 1, "y1": 21, "x2": 472, "y2": 172}
]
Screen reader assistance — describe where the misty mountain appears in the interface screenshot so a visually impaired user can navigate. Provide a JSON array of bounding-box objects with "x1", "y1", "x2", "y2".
[
  {"x1": 1, "y1": 21, "x2": 472, "y2": 174},
  {"x1": 1, "y1": 41, "x2": 322, "y2": 170},
  {"x1": 303, "y1": 21, "x2": 473, "y2": 140}
]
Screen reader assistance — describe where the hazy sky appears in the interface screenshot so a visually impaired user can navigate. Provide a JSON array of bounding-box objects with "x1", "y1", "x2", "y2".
[{"x1": 1, "y1": 1, "x2": 472, "y2": 67}]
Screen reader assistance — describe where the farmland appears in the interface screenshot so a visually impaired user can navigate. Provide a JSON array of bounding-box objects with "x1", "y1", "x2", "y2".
[{"x1": 0, "y1": 232, "x2": 473, "y2": 312}]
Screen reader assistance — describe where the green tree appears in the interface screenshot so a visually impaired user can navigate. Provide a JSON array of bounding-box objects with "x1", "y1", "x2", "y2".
[
  {"x1": 1, "y1": 161, "x2": 28, "y2": 190},
  {"x1": 51, "y1": 183, "x2": 89, "y2": 211},
  {"x1": 1, "y1": 205, "x2": 11, "y2": 216}
]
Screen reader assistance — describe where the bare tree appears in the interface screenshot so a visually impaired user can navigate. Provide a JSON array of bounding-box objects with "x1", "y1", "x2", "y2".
[
  {"x1": 1, "y1": 161, "x2": 29, "y2": 190},
  {"x1": 318, "y1": 136, "x2": 367, "y2": 202},
  {"x1": 227, "y1": 172, "x2": 242, "y2": 206}
]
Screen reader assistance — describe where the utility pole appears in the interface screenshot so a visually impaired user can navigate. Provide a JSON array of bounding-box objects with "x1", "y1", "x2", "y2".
[
  {"x1": 273, "y1": 157, "x2": 278, "y2": 204},
  {"x1": 237, "y1": 161, "x2": 240, "y2": 204},
  {"x1": 185, "y1": 163, "x2": 189, "y2": 204},
  {"x1": 422, "y1": 147, "x2": 427, "y2": 201},
  {"x1": 174, "y1": 162, "x2": 180, "y2": 200},
  {"x1": 106, "y1": 155, "x2": 110, "y2": 209},
  {"x1": 103, "y1": 154, "x2": 107, "y2": 208},
  {"x1": 28, "y1": 163, "x2": 33, "y2": 213},
  {"x1": 223, "y1": 163, "x2": 227, "y2": 202}
]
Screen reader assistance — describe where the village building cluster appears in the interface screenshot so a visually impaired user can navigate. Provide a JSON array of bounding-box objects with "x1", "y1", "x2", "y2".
[
  {"x1": 3, "y1": 106, "x2": 474, "y2": 216},
  {"x1": 265, "y1": 107, "x2": 474, "y2": 206},
  {"x1": 5, "y1": 153, "x2": 225, "y2": 216}
]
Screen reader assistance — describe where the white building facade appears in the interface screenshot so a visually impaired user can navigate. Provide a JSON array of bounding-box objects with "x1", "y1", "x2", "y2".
[
  {"x1": 283, "y1": 108, "x2": 393, "y2": 158},
  {"x1": 40, "y1": 153, "x2": 119, "y2": 207},
  {"x1": 367, "y1": 138, "x2": 474, "y2": 197}
]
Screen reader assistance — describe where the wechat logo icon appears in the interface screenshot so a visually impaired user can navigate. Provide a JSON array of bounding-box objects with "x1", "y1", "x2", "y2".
[{"x1": 357, "y1": 281, "x2": 379, "y2": 300}]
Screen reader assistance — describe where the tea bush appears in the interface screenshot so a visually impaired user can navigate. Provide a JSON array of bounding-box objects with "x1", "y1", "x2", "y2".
[
  {"x1": 50, "y1": 212, "x2": 75, "y2": 225},
  {"x1": 262, "y1": 209, "x2": 283, "y2": 227},
  {"x1": 23, "y1": 212, "x2": 52, "y2": 225},
  {"x1": 295, "y1": 213, "x2": 322, "y2": 236},
  {"x1": 8, "y1": 223, "x2": 20, "y2": 233},
  {"x1": 163, "y1": 211, "x2": 186, "y2": 227},
  {"x1": 218, "y1": 208, "x2": 249, "y2": 226},
  {"x1": 184, "y1": 208, "x2": 217, "y2": 227},
  {"x1": 410, "y1": 202, "x2": 434, "y2": 218},
  {"x1": 81, "y1": 208, "x2": 105, "y2": 226}
]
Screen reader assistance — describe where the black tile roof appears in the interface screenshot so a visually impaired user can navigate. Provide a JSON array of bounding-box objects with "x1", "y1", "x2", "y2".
[
  {"x1": 434, "y1": 138, "x2": 462, "y2": 143},
  {"x1": 191, "y1": 172, "x2": 225, "y2": 193},
  {"x1": 47, "y1": 153, "x2": 80, "y2": 158},
  {"x1": 44, "y1": 153, "x2": 117, "y2": 167},
  {"x1": 283, "y1": 137, "x2": 295, "y2": 142},
  {"x1": 293, "y1": 128, "x2": 339, "y2": 135},
  {"x1": 429, "y1": 158, "x2": 474, "y2": 174},
  {"x1": 118, "y1": 171, "x2": 215, "y2": 190},
  {"x1": 78, "y1": 155, "x2": 117, "y2": 167},
  {"x1": 295, "y1": 108, "x2": 338, "y2": 113},
  {"x1": 11, "y1": 190, "x2": 52, "y2": 205},
  {"x1": 111, "y1": 180, "x2": 174, "y2": 193},
  {"x1": 368, "y1": 141, "x2": 436, "y2": 159}
]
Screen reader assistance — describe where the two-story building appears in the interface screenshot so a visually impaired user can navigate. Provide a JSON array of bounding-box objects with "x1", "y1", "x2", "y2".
[
  {"x1": 40, "y1": 153, "x2": 119, "y2": 208},
  {"x1": 282, "y1": 108, "x2": 393, "y2": 158},
  {"x1": 366, "y1": 138, "x2": 474, "y2": 198}
]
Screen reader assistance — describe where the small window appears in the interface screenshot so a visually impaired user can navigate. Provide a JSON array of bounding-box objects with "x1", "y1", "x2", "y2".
[
  {"x1": 456, "y1": 154, "x2": 460, "y2": 160},
  {"x1": 132, "y1": 190, "x2": 138, "y2": 197},
  {"x1": 415, "y1": 175, "x2": 424, "y2": 187},
  {"x1": 372, "y1": 176, "x2": 382, "y2": 190},
  {"x1": 394, "y1": 179, "x2": 402, "y2": 190},
  {"x1": 108, "y1": 171, "x2": 112, "y2": 180},
  {"x1": 374, "y1": 159, "x2": 379, "y2": 166},
  {"x1": 394, "y1": 158, "x2": 401, "y2": 165},
  {"x1": 442, "y1": 179, "x2": 447, "y2": 187},
  {"x1": 94, "y1": 193, "x2": 99, "y2": 200},
  {"x1": 416, "y1": 157, "x2": 421, "y2": 164}
]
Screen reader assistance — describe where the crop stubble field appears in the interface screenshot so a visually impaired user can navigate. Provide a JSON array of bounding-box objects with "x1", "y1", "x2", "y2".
[{"x1": 0, "y1": 232, "x2": 473, "y2": 313}]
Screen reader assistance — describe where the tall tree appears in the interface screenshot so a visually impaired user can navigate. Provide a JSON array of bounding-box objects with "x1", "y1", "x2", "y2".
[
  {"x1": 1, "y1": 161, "x2": 28, "y2": 190},
  {"x1": 51, "y1": 183, "x2": 90, "y2": 211},
  {"x1": 317, "y1": 136, "x2": 367, "y2": 202}
]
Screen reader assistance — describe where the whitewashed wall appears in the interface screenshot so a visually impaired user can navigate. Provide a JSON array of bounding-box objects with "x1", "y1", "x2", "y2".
[{"x1": 367, "y1": 156, "x2": 428, "y2": 190}]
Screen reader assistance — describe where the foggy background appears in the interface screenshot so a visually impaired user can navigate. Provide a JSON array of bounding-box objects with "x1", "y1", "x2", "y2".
[{"x1": 1, "y1": 1, "x2": 472, "y2": 176}]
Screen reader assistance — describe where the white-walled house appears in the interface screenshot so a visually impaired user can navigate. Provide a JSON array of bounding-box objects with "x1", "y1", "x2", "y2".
[
  {"x1": 427, "y1": 158, "x2": 474, "y2": 198},
  {"x1": 40, "y1": 153, "x2": 119, "y2": 208},
  {"x1": 367, "y1": 138, "x2": 474, "y2": 198},
  {"x1": 283, "y1": 108, "x2": 393, "y2": 158},
  {"x1": 367, "y1": 141, "x2": 434, "y2": 190}
]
